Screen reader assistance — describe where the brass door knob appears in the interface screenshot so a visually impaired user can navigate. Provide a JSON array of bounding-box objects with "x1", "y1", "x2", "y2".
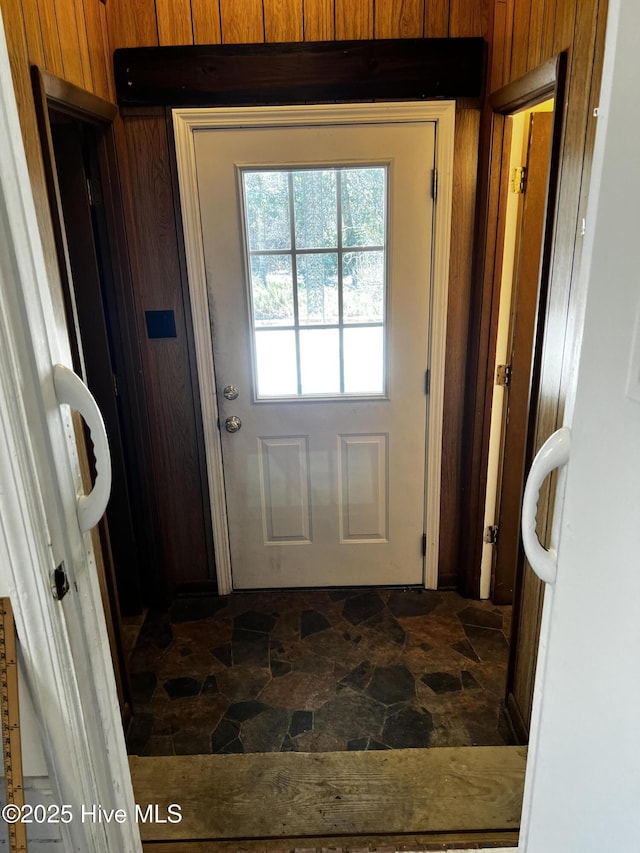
[{"x1": 225, "y1": 415, "x2": 242, "y2": 433}]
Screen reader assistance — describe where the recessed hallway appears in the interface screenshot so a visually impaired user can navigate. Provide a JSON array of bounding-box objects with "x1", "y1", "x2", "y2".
[{"x1": 126, "y1": 589, "x2": 513, "y2": 756}]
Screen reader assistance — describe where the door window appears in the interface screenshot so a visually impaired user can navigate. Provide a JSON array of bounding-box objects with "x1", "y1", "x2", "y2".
[{"x1": 241, "y1": 165, "x2": 388, "y2": 399}]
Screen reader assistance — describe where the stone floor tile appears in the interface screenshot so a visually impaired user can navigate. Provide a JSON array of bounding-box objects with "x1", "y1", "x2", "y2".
[
  {"x1": 463, "y1": 625, "x2": 510, "y2": 663},
  {"x1": 234, "y1": 610, "x2": 279, "y2": 634},
  {"x1": 227, "y1": 699, "x2": 269, "y2": 722},
  {"x1": 314, "y1": 691, "x2": 385, "y2": 741},
  {"x1": 457, "y1": 606, "x2": 504, "y2": 630},
  {"x1": 421, "y1": 671, "x2": 463, "y2": 694},
  {"x1": 342, "y1": 591, "x2": 385, "y2": 625},
  {"x1": 142, "y1": 735, "x2": 175, "y2": 756},
  {"x1": 130, "y1": 671, "x2": 157, "y2": 705},
  {"x1": 163, "y1": 676, "x2": 201, "y2": 700},
  {"x1": 211, "y1": 718, "x2": 240, "y2": 753},
  {"x1": 260, "y1": 669, "x2": 336, "y2": 711},
  {"x1": 301, "y1": 609, "x2": 332, "y2": 638},
  {"x1": 387, "y1": 590, "x2": 441, "y2": 618},
  {"x1": 241, "y1": 706, "x2": 290, "y2": 753},
  {"x1": 381, "y1": 706, "x2": 433, "y2": 749},
  {"x1": 366, "y1": 665, "x2": 416, "y2": 705},
  {"x1": 170, "y1": 596, "x2": 228, "y2": 623},
  {"x1": 232, "y1": 628, "x2": 270, "y2": 667},
  {"x1": 289, "y1": 709, "x2": 313, "y2": 738}
]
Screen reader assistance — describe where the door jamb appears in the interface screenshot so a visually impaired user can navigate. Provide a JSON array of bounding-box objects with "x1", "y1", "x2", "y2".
[
  {"x1": 173, "y1": 101, "x2": 455, "y2": 594},
  {"x1": 460, "y1": 54, "x2": 568, "y2": 599}
]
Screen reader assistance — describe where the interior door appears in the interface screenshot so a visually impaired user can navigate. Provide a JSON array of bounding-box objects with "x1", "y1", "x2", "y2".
[
  {"x1": 193, "y1": 121, "x2": 435, "y2": 589},
  {"x1": 494, "y1": 110, "x2": 554, "y2": 604}
]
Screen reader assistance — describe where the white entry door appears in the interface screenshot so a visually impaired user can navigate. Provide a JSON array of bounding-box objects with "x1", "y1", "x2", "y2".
[{"x1": 192, "y1": 115, "x2": 436, "y2": 589}]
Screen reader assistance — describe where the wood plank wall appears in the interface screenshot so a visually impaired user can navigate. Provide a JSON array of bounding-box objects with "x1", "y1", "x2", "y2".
[
  {"x1": 488, "y1": 2, "x2": 608, "y2": 526},
  {"x1": 106, "y1": 0, "x2": 489, "y2": 591}
]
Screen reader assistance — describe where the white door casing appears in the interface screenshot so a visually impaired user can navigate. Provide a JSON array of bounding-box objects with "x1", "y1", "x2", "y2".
[{"x1": 174, "y1": 103, "x2": 455, "y2": 593}]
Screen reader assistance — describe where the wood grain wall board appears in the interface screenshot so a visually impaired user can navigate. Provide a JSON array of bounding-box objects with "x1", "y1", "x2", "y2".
[
  {"x1": 156, "y1": 0, "x2": 194, "y2": 46},
  {"x1": 449, "y1": 0, "x2": 488, "y2": 37},
  {"x1": 98, "y1": 0, "x2": 116, "y2": 101},
  {"x1": 424, "y1": 0, "x2": 450, "y2": 37},
  {"x1": 532, "y1": 0, "x2": 599, "y2": 461},
  {"x1": 20, "y1": 0, "x2": 46, "y2": 67},
  {"x1": 113, "y1": 39, "x2": 485, "y2": 107},
  {"x1": 219, "y1": 0, "x2": 265, "y2": 43},
  {"x1": 374, "y1": 0, "x2": 425, "y2": 38},
  {"x1": 335, "y1": 0, "x2": 373, "y2": 39},
  {"x1": 192, "y1": 0, "x2": 222, "y2": 45},
  {"x1": 107, "y1": 0, "x2": 158, "y2": 49},
  {"x1": 540, "y1": 0, "x2": 556, "y2": 63},
  {"x1": 131, "y1": 747, "x2": 526, "y2": 840},
  {"x1": 0, "y1": 0, "x2": 68, "y2": 339},
  {"x1": 75, "y1": 0, "x2": 94, "y2": 91},
  {"x1": 509, "y1": 0, "x2": 531, "y2": 80},
  {"x1": 526, "y1": 0, "x2": 546, "y2": 72},
  {"x1": 83, "y1": 0, "x2": 111, "y2": 101},
  {"x1": 553, "y1": 0, "x2": 577, "y2": 54},
  {"x1": 36, "y1": 0, "x2": 64, "y2": 76},
  {"x1": 264, "y1": 0, "x2": 304, "y2": 41},
  {"x1": 54, "y1": 0, "x2": 88, "y2": 87},
  {"x1": 303, "y1": 0, "x2": 335, "y2": 40},
  {"x1": 489, "y1": 0, "x2": 507, "y2": 89},
  {"x1": 438, "y1": 107, "x2": 481, "y2": 585},
  {"x1": 116, "y1": 112, "x2": 213, "y2": 588}
]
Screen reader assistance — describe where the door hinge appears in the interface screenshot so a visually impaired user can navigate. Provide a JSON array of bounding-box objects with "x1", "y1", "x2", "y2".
[
  {"x1": 431, "y1": 168, "x2": 438, "y2": 200},
  {"x1": 422, "y1": 533, "x2": 427, "y2": 556},
  {"x1": 50, "y1": 562, "x2": 70, "y2": 600},
  {"x1": 86, "y1": 176, "x2": 102, "y2": 207},
  {"x1": 512, "y1": 165, "x2": 527, "y2": 194},
  {"x1": 484, "y1": 525, "x2": 499, "y2": 545},
  {"x1": 496, "y1": 363, "x2": 512, "y2": 387},
  {"x1": 425, "y1": 369, "x2": 431, "y2": 395}
]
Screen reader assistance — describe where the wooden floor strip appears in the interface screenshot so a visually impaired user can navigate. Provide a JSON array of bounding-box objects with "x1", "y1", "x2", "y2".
[
  {"x1": 142, "y1": 831, "x2": 520, "y2": 850},
  {"x1": 131, "y1": 746, "x2": 526, "y2": 842}
]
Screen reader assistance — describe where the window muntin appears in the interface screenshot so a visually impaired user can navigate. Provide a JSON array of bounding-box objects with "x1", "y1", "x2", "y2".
[{"x1": 241, "y1": 165, "x2": 388, "y2": 399}]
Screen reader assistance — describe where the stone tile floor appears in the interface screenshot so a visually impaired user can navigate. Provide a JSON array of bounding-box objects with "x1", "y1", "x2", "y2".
[{"x1": 126, "y1": 589, "x2": 513, "y2": 756}]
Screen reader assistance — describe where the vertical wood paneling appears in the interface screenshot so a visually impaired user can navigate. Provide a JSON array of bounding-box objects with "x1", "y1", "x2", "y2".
[
  {"x1": 116, "y1": 112, "x2": 212, "y2": 586},
  {"x1": 192, "y1": 0, "x2": 222, "y2": 44},
  {"x1": 264, "y1": 0, "x2": 304, "y2": 42},
  {"x1": 303, "y1": 0, "x2": 335, "y2": 39},
  {"x1": 489, "y1": 0, "x2": 507, "y2": 89},
  {"x1": 54, "y1": 0, "x2": 87, "y2": 87},
  {"x1": 20, "y1": 0, "x2": 45, "y2": 67},
  {"x1": 424, "y1": 0, "x2": 449, "y2": 36},
  {"x1": 553, "y1": 0, "x2": 577, "y2": 53},
  {"x1": 439, "y1": 108, "x2": 481, "y2": 585},
  {"x1": 374, "y1": 0, "x2": 424, "y2": 38},
  {"x1": 449, "y1": 0, "x2": 487, "y2": 36},
  {"x1": 74, "y1": 0, "x2": 93, "y2": 89},
  {"x1": 107, "y1": 0, "x2": 158, "y2": 49},
  {"x1": 156, "y1": 0, "x2": 194, "y2": 45},
  {"x1": 335, "y1": 0, "x2": 373, "y2": 39},
  {"x1": 99, "y1": 1, "x2": 116, "y2": 102},
  {"x1": 37, "y1": 0, "x2": 64, "y2": 76},
  {"x1": 83, "y1": 0, "x2": 110, "y2": 99},
  {"x1": 526, "y1": 0, "x2": 545, "y2": 71},
  {"x1": 509, "y1": 0, "x2": 530, "y2": 80},
  {"x1": 540, "y1": 0, "x2": 555, "y2": 63},
  {"x1": 219, "y1": 0, "x2": 264, "y2": 43}
]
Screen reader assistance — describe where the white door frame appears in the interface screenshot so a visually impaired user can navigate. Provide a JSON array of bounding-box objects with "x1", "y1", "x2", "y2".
[
  {"x1": 173, "y1": 102, "x2": 455, "y2": 595},
  {"x1": 0, "y1": 10, "x2": 140, "y2": 852}
]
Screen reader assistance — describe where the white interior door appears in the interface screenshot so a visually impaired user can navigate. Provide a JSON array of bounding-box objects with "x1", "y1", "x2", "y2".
[{"x1": 193, "y1": 117, "x2": 435, "y2": 589}]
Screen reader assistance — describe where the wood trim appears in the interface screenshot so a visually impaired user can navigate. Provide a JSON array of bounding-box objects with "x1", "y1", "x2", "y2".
[
  {"x1": 172, "y1": 101, "x2": 455, "y2": 595},
  {"x1": 490, "y1": 54, "x2": 561, "y2": 113},
  {"x1": 460, "y1": 53, "x2": 567, "y2": 599},
  {"x1": 36, "y1": 65, "x2": 117, "y2": 121},
  {"x1": 113, "y1": 38, "x2": 485, "y2": 107},
  {"x1": 31, "y1": 65, "x2": 163, "y2": 608}
]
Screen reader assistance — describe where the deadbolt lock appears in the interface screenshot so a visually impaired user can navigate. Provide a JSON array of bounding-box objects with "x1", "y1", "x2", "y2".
[{"x1": 225, "y1": 415, "x2": 242, "y2": 433}]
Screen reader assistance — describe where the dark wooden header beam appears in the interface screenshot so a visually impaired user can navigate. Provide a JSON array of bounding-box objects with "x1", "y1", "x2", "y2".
[{"x1": 114, "y1": 38, "x2": 485, "y2": 108}]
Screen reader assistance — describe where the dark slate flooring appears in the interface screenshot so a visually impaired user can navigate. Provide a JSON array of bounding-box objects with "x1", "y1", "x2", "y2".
[{"x1": 126, "y1": 589, "x2": 513, "y2": 756}]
